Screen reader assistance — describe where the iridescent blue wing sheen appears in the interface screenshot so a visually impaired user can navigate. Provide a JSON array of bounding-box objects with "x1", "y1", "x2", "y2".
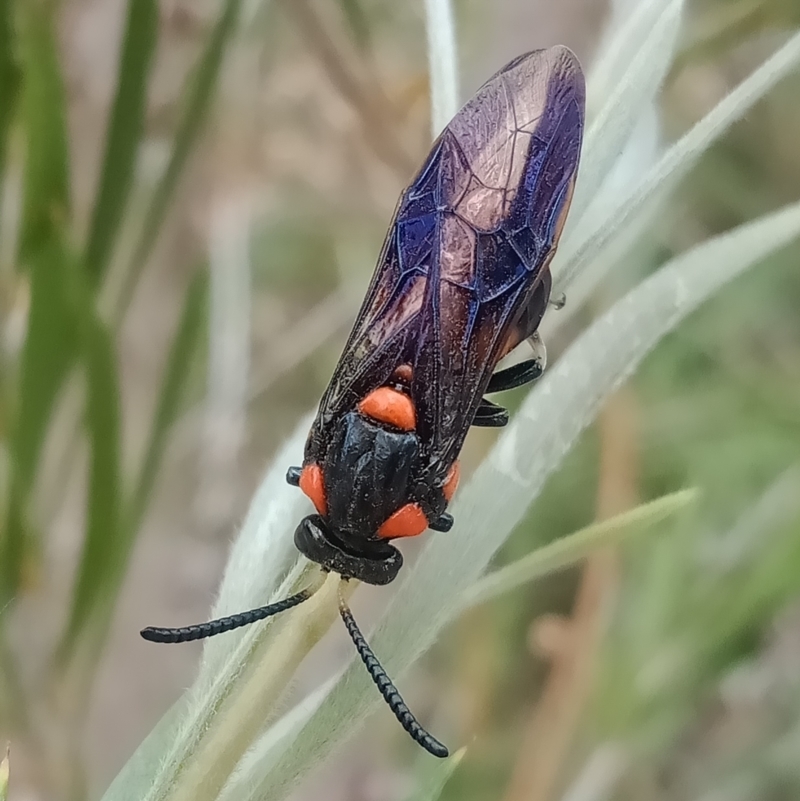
[{"x1": 310, "y1": 47, "x2": 585, "y2": 472}]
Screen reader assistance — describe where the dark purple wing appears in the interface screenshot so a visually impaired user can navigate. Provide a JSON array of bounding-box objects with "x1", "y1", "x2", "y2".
[{"x1": 310, "y1": 47, "x2": 584, "y2": 471}]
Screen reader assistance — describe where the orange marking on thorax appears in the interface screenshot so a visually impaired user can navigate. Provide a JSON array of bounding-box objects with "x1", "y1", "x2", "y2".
[
  {"x1": 377, "y1": 503, "x2": 428, "y2": 539},
  {"x1": 299, "y1": 463, "x2": 327, "y2": 516},
  {"x1": 443, "y1": 462, "x2": 460, "y2": 502},
  {"x1": 358, "y1": 386, "x2": 416, "y2": 431}
]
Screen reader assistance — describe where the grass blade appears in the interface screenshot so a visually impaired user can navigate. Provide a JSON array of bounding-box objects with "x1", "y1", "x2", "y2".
[
  {"x1": 85, "y1": 0, "x2": 159, "y2": 287},
  {"x1": 2, "y1": 240, "x2": 76, "y2": 603},
  {"x1": 17, "y1": 1, "x2": 69, "y2": 263},
  {"x1": 0, "y1": 0, "x2": 21, "y2": 182},
  {"x1": 460, "y1": 489, "x2": 698, "y2": 610},
  {"x1": 60, "y1": 292, "x2": 122, "y2": 651},
  {"x1": 423, "y1": 0, "x2": 459, "y2": 137},
  {"x1": 554, "y1": 29, "x2": 800, "y2": 295},
  {"x1": 568, "y1": 0, "x2": 682, "y2": 224},
  {"x1": 128, "y1": 267, "x2": 208, "y2": 533},
  {"x1": 1, "y1": 2, "x2": 75, "y2": 602},
  {"x1": 118, "y1": 0, "x2": 243, "y2": 316},
  {"x1": 231, "y1": 199, "x2": 800, "y2": 801}
]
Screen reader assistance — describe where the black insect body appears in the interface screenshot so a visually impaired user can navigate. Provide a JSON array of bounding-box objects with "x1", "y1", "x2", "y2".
[{"x1": 142, "y1": 47, "x2": 585, "y2": 759}]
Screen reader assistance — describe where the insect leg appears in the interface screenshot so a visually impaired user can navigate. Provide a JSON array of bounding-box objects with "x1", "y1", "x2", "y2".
[
  {"x1": 141, "y1": 585, "x2": 319, "y2": 643},
  {"x1": 486, "y1": 359, "x2": 543, "y2": 394},
  {"x1": 429, "y1": 513, "x2": 454, "y2": 532},
  {"x1": 472, "y1": 399, "x2": 509, "y2": 428},
  {"x1": 286, "y1": 466, "x2": 302, "y2": 486},
  {"x1": 338, "y1": 581, "x2": 448, "y2": 758},
  {"x1": 487, "y1": 331, "x2": 547, "y2": 393}
]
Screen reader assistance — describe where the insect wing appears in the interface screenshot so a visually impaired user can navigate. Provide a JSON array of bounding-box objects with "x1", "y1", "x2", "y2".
[
  {"x1": 311, "y1": 47, "x2": 584, "y2": 470},
  {"x1": 413, "y1": 46, "x2": 585, "y2": 464}
]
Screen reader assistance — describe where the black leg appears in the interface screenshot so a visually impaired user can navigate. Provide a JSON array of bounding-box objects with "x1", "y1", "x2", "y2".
[
  {"x1": 286, "y1": 465, "x2": 301, "y2": 486},
  {"x1": 486, "y1": 358, "x2": 544, "y2": 394},
  {"x1": 429, "y1": 513, "x2": 453, "y2": 532},
  {"x1": 472, "y1": 399, "x2": 509, "y2": 428}
]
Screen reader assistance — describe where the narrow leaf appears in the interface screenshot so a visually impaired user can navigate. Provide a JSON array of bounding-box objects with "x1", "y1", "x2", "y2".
[
  {"x1": 3, "y1": 2, "x2": 76, "y2": 600},
  {"x1": 85, "y1": 0, "x2": 159, "y2": 287},
  {"x1": 119, "y1": 0, "x2": 242, "y2": 314},
  {"x1": 568, "y1": 0, "x2": 683, "y2": 224},
  {"x1": 60, "y1": 293, "x2": 122, "y2": 651},
  {"x1": 17, "y1": 1, "x2": 70, "y2": 262},
  {"x1": 128, "y1": 267, "x2": 208, "y2": 534},
  {"x1": 423, "y1": 0, "x2": 459, "y2": 137},
  {"x1": 0, "y1": 0, "x2": 21, "y2": 182},
  {"x1": 461, "y1": 489, "x2": 697, "y2": 610},
  {"x1": 554, "y1": 29, "x2": 800, "y2": 294},
  {"x1": 2, "y1": 239, "x2": 77, "y2": 603}
]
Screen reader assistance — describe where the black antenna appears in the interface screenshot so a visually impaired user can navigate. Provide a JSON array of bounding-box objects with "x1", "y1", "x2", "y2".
[
  {"x1": 337, "y1": 583, "x2": 448, "y2": 758},
  {"x1": 141, "y1": 588, "x2": 315, "y2": 644}
]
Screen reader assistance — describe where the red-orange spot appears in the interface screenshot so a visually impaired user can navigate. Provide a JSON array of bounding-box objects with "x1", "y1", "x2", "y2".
[
  {"x1": 358, "y1": 386, "x2": 416, "y2": 431},
  {"x1": 392, "y1": 364, "x2": 413, "y2": 383},
  {"x1": 299, "y1": 463, "x2": 327, "y2": 516},
  {"x1": 443, "y1": 462, "x2": 460, "y2": 502},
  {"x1": 378, "y1": 503, "x2": 429, "y2": 539}
]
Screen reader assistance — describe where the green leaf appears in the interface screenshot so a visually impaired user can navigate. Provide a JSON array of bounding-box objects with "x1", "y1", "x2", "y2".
[
  {"x1": 17, "y1": 1, "x2": 70, "y2": 262},
  {"x1": 404, "y1": 748, "x2": 465, "y2": 801},
  {"x1": 0, "y1": 0, "x2": 21, "y2": 183},
  {"x1": 127, "y1": 267, "x2": 208, "y2": 536},
  {"x1": 460, "y1": 489, "x2": 698, "y2": 610},
  {"x1": 2, "y1": 1, "x2": 75, "y2": 602},
  {"x1": 2, "y1": 239, "x2": 77, "y2": 603},
  {"x1": 118, "y1": 0, "x2": 242, "y2": 315},
  {"x1": 59, "y1": 290, "x2": 121, "y2": 651},
  {"x1": 84, "y1": 0, "x2": 159, "y2": 287}
]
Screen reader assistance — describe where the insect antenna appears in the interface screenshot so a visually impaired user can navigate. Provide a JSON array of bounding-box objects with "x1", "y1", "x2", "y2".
[
  {"x1": 140, "y1": 587, "x2": 316, "y2": 644},
  {"x1": 337, "y1": 582, "x2": 448, "y2": 758}
]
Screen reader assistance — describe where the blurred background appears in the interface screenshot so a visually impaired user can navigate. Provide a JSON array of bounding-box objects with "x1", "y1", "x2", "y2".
[{"x1": 1, "y1": 0, "x2": 800, "y2": 800}]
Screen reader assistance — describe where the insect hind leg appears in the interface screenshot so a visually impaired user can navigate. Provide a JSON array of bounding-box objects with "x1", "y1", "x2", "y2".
[
  {"x1": 486, "y1": 331, "x2": 547, "y2": 394},
  {"x1": 472, "y1": 399, "x2": 509, "y2": 428}
]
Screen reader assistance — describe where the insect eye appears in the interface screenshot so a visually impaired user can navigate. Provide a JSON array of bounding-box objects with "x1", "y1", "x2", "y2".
[
  {"x1": 299, "y1": 463, "x2": 327, "y2": 516},
  {"x1": 377, "y1": 503, "x2": 428, "y2": 539}
]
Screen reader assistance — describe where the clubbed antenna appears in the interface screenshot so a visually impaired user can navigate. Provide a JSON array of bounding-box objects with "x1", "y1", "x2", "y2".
[
  {"x1": 141, "y1": 588, "x2": 315, "y2": 643},
  {"x1": 337, "y1": 582, "x2": 448, "y2": 758}
]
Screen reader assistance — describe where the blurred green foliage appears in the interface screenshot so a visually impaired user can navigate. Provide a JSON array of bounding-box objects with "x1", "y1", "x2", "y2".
[{"x1": 0, "y1": 0, "x2": 236, "y2": 793}]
